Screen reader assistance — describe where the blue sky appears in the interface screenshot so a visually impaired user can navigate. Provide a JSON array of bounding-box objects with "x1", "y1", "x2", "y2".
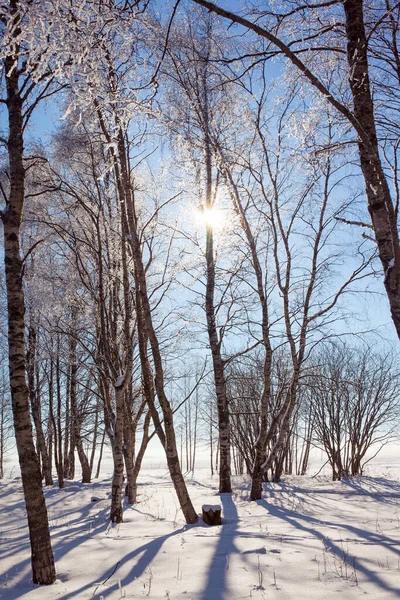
[{"x1": 0, "y1": 0, "x2": 398, "y2": 353}]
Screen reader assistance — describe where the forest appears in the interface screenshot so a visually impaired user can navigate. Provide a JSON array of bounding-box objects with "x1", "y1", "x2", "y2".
[{"x1": 0, "y1": 1, "x2": 400, "y2": 597}]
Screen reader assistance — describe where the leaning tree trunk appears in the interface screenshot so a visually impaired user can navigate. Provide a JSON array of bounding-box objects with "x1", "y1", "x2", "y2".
[
  {"x1": 343, "y1": 0, "x2": 400, "y2": 338},
  {"x1": 130, "y1": 410, "x2": 152, "y2": 504},
  {"x1": 116, "y1": 124, "x2": 198, "y2": 524},
  {"x1": 134, "y1": 282, "x2": 198, "y2": 523},
  {"x1": 123, "y1": 394, "x2": 146, "y2": 504},
  {"x1": 95, "y1": 92, "x2": 197, "y2": 523},
  {"x1": 0, "y1": 14, "x2": 56, "y2": 582},
  {"x1": 95, "y1": 427, "x2": 106, "y2": 479},
  {"x1": 89, "y1": 404, "x2": 99, "y2": 475}
]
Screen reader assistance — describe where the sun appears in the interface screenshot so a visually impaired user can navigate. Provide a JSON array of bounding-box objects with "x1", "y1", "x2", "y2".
[{"x1": 199, "y1": 207, "x2": 224, "y2": 229}]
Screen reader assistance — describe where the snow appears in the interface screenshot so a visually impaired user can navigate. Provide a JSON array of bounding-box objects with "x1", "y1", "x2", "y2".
[
  {"x1": 202, "y1": 505, "x2": 221, "y2": 512},
  {"x1": 115, "y1": 375, "x2": 125, "y2": 387},
  {"x1": 1, "y1": 459, "x2": 400, "y2": 598}
]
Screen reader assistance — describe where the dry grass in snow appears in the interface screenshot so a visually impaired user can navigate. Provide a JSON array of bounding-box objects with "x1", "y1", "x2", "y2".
[{"x1": 0, "y1": 468, "x2": 400, "y2": 599}]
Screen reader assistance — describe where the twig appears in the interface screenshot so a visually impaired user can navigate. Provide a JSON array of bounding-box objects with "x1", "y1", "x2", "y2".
[
  {"x1": 311, "y1": 459, "x2": 330, "y2": 478},
  {"x1": 92, "y1": 561, "x2": 121, "y2": 596}
]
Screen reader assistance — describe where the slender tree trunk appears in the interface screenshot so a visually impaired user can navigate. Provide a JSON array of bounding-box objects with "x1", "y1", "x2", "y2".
[
  {"x1": 49, "y1": 359, "x2": 63, "y2": 489},
  {"x1": 192, "y1": 391, "x2": 199, "y2": 472},
  {"x1": 123, "y1": 404, "x2": 135, "y2": 505},
  {"x1": 0, "y1": 8, "x2": 55, "y2": 581},
  {"x1": 188, "y1": 399, "x2": 192, "y2": 471},
  {"x1": 0, "y1": 389, "x2": 5, "y2": 479},
  {"x1": 180, "y1": 424, "x2": 183, "y2": 469},
  {"x1": 300, "y1": 410, "x2": 314, "y2": 476},
  {"x1": 69, "y1": 340, "x2": 91, "y2": 483},
  {"x1": 185, "y1": 402, "x2": 189, "y2": 472},
  {"x1": 203, "y1": 99, "x2": 231, "y2": 493},
  {"x1": 209, "y1": 397, "x2": 214, "y2": 476},
  {"x1": 68, "y1": 320, "x2": 91, "y2": 483},
  {"x1": 63, "y1": 355, "x2": 71, "y2": 478},
  {"x1": 135, "y1": 287, "x2": 197, "y2": 523},
  {"x1": 27, "y1": 316, "x2": 53, "y2": 485},
  {"x1": 89, "y1": 405, "x2": 99, "y2": 475},
  {"x1": 117, "y1": 129, "x2": 198, "y2": 523},
  {"x1": 110, "y1": 383, "x2": 125, "y2": 523},
  {"x1": 95, "y1": 93, "x2": 197, "y2": 523},
  {"x1": 110, "y1": 200, "x2": 133, "y2": 521},
  {"x1": 47, "y1": 414, "x2": 53, "y2": 481},
  {"x1": 95, "y1": 427, "x2": 106, "y2": 479},
  {"x1": 217, "y1": 162, "x2": 273, "y2": 501},
  {"x1": 55, "y1": 349, "x2": 64, "y2": 488},
  {"x1": 67, "y1": 351, "x2": 75, "y2": 479},
  {"x1": 130, "y1": 410, "x2": 152, "y2": 504}
]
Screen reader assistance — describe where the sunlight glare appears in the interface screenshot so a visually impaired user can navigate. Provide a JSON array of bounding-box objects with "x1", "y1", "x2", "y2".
[{"x1": 198, "y1": 207, "x2": 224, "y2": 230}]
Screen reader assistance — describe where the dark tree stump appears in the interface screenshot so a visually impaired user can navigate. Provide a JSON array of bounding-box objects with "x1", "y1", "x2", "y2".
[{"x1": 202, "y1": 504, "x2": 222, "y2": 526}]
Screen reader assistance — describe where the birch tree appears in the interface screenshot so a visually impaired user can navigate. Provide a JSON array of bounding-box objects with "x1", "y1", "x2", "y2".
[
  {"x1": 161, "y1": 13, "x2": 234, "y2": 492},
  {"x1": 191, "y1": 0, "x2": 400, "y2": 341},
  {"x1": 0, "y1": 1, "x2": 58, "y2": 583}
]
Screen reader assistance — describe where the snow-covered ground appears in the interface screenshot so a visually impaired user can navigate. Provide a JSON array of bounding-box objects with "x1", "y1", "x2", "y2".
[{"x1": 1, "y1": 453, "x2": 400, "y2": 599}]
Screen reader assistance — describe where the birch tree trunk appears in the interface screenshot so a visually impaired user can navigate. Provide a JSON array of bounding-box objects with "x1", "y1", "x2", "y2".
[
  {"x1": 110, "y1": 197, "x2": 133, "y2": 522},
  {"x1": 116, "y1": 123, "x2": 197, "y2": 523},
  {"x1": 110, "y1": 383, "x2": 125, "y2": 523},
  {"x1": 27, "y1": 315, "x2": 53, "y2": 486},
  {"x1": 94, "y1": 66, "x2": 197, "y2": 522},
  {"x1": 66, "y1": 354, "x2": 75, "y2": 479},
  {"x1": 55, "y1": 346, "x2": 65, "y2": 488},
  {"x1": 343, "y1": 0, "x2": 400, "y2": 335},
  {"x1": 215, "y1": 157, "x2": 273, "y2": 500},
  {"x1": 69, "y1": 328, "x2": 91, "y2": 483},
  {"x1": 123, "y1": 411, "x2": 135, "y2": 504},
  {"x1": 95, "y1": 427, "x2": 106, "y2": 479},
  {"x1": 0, "y1": 3, "x2": 56, "y2": 582},
  {"x1": 0, "y1": 379, "x2": 6, "y2": 479},
  {"x1": 49, "y1": 358, "x2": 63, "y2": 489},
  {"x1": 130, "y1": 410, "x2": 152, "y2": 504},
  {"x1": 203, "y1": 91, "x2": 231, "y2": 494}
]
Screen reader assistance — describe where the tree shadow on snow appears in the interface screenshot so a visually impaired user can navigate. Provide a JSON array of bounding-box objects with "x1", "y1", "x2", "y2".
[
  {"x1": 341, "y1": 476, "x2": 400, "y2": 504},
  {"x1": 258, "y1": 495, "x2": 400, "y2": 596},
  {"x1": 58, "y1": 524, "x2": 192, "y2": 599},
  {"x1": 200, "y1": 494, "x2": 239, "y2": 600},
  {"x1": 0, "y1": 493, "x2": 112, "y2": 598}
]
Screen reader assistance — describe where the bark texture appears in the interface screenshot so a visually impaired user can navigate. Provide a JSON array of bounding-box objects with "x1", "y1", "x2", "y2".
[
  {"x1": 110, "y1": 383, "x2": 125, "y2": 523},
  {"x1": 1, "y1": 3, "x2": 56, "y2": 582},
  {"x1": 343, "y1": 0, "x2": 400, "y2": 336},
  {"x1": 69, "y1": 330, "x2": 91, "y2": 484},
  {"x1": 27, "y1": 314, "x2": 53, "y2": 486},
  {"x1": 203, "y1": 85, "x2": 231, "y2": 494}
]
